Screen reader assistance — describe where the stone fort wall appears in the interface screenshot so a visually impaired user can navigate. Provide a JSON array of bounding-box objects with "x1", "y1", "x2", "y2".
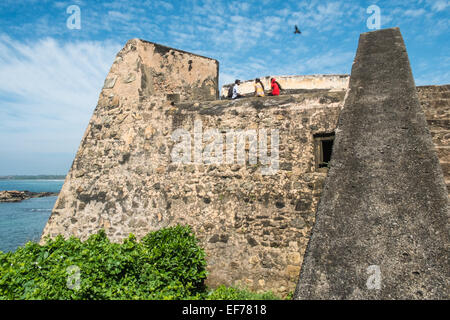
[{"x1": 41, "y1": 38, "x2": 449, "y2": 296}]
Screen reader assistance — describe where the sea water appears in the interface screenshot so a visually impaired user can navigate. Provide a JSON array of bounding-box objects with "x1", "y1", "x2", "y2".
[{"x1": 0, "y1": 180, "x2": 64, "y2": 252}]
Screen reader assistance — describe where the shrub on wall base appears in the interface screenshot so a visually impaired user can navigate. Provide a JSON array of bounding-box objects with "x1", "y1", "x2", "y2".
[
  {"x1": 0, "y1": 225, "x2": 207, "y2": 300},
  {"x1": 0, "y1": 225, "x2": 283, "y2": 300}
]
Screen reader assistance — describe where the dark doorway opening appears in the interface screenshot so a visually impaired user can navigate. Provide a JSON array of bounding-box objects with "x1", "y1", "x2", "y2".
[
  {"x1": 314, "y1": 133, "x2": 335, "y2": 171},
  {"x1": 321, "y1": 139, "x2": 333, "y2": 166}
]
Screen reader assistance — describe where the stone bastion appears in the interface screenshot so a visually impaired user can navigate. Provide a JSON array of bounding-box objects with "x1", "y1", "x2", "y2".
[{"x1": 41, "y1": 35, "x2": 449, "y2": 297}]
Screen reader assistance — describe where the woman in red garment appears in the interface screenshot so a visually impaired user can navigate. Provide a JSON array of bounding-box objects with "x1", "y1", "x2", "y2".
[{"x1": 269, "y1": 78, "x2": 280, "y2": 96}]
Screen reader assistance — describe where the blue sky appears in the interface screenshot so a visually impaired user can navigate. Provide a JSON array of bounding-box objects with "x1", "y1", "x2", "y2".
[{"x1": 0, "y1": 0, "x2": 449, "y2": 175}]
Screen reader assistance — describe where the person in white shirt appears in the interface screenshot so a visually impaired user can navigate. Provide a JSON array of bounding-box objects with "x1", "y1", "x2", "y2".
[{"x1": 232, "y1": 79, "x2": 243, "y2": 99}]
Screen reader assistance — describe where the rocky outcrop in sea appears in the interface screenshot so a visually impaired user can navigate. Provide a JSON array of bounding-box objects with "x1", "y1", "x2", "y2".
[{"x1": 0, "y1": 190, "x2": 58, "y2": 202}]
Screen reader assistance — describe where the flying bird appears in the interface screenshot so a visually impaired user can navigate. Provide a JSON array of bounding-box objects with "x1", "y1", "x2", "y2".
[{"x1": 294, "y1": 25, "x2": 302, "y2": 34}]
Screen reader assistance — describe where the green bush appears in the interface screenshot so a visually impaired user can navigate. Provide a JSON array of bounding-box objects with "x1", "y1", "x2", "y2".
[
  {"x1": 0, "y1": 225, "x2": 283, "y2": 300},
  {"x1": 205, "y1": 285, "x2": 281, "y2": 300},
  {"x1": 0, "y1": 225, "x2": 207, "y2": 300}
]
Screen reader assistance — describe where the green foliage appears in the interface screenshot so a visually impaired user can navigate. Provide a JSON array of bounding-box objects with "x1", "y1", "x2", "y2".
[
  {"x1": 285, "y1": 290, "x2": 294, "y2": 300},
  {"x1": 0, "y1": 225, "x2": 282, "y2": 300},
  {"x1": 0, "y1": 225, "x2": 206, "y2": 300},
  {"x1": 206, "y1": 285, "x2": 281, "y2": 300}
]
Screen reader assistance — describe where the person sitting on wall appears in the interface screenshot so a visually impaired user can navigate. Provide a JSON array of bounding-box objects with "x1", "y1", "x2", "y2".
[
  {"x1": 269, "y1": 78, "x2": 281, "y2": 96},
  {"x1": 232, "y1": 79, "x2": 243, "y2": 99},
  {"x1": 254, "y1": 78, "x2": 265, "y2": 97}
]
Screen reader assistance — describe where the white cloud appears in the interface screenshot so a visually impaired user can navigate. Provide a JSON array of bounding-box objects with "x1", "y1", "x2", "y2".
[
  {"x1": 415, "y1": 70, "x2": 450, "y2": 86},
  {"x1": 288, "y1": 1, "x2": 361, "y2": 32},
  {"x1": 404, "y1": 8, "x2": 427, "y2": 17},
  {"x1": 430, "y1": 0, "x2": 449, "y2": 12},
  {"x1": 0, "y1": 35, "x2": 121, "y2": 154},
  {"x1": 107, "y1": 11, "x2": 133, "y2": 21},
  {"x1": 219, "y1": 72, "x2": 235, "y2": 86},
  {"x1": 158, "y1": 1, "x2": 174, "y2": 11},
  {"x1": 265, "y1": 49, "x2": 353, "y2": 76}
]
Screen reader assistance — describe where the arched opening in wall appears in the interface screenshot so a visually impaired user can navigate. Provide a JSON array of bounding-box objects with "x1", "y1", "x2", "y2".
[{"x1": 314, "y1": 133, "x2": 335, "y2": 172}]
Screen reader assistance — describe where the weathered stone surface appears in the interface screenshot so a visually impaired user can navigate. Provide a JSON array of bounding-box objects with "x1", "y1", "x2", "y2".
[
  {"x1": 294, "y1": 28, "x2": 449, "y2": 300},
  {"x1": 39, "y1": 33, "x2": 449, "y2": 298},
  {"x1": 417, "y1": 85, "x2": 450, "y2": 192},
  {"x1": 41, "y1": 52, "x2": 345, "y2": 295}
]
